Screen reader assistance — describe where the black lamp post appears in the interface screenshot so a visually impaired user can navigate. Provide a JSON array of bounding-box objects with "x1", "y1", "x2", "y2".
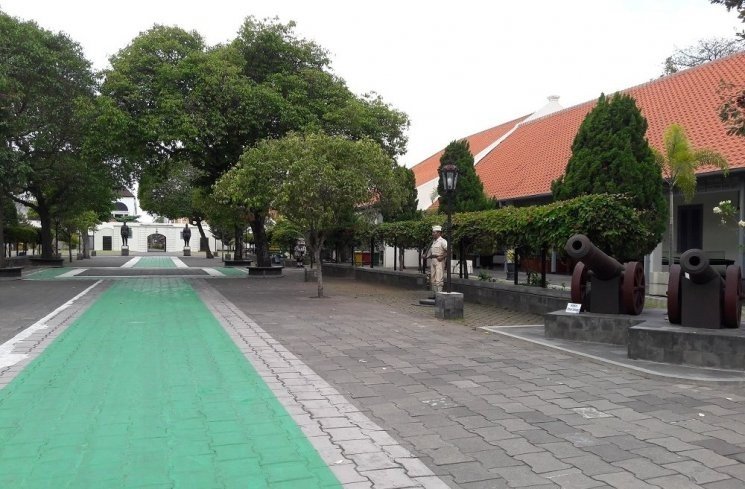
[{"x1": 439, "y1": 164, "x2": 459, "y2": 293}]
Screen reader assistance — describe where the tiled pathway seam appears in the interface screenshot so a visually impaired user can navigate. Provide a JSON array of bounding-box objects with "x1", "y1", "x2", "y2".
[{"x1": 195, "y1": 280, "x2": 450, "y2": 489}]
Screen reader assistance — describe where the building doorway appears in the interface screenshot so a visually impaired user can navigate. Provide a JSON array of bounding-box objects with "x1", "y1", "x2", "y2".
[{"x1": 147, "y1": 233, "x2": 166, "y2": 252}]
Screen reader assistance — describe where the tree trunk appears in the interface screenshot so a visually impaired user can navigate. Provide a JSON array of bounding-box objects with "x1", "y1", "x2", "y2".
[
  {"x1": 668, "y1": 187, "x2": 674, "y2": 271},
  {"x1": 250, "y1": 215, "x2": 271, "y2": 267},
  {"x1": 82, "y1": 229, "x2": 90, "y2": 259},
  {"x1": 38, "y1": 206, "x2": 54, "y2": 259},
  {"x1": 194, "y1": 218, "x2": 213, "y2": 258},
  {"x1": 315, "y1": 244, "x2": 324, "y2": 298},
  {"x1": 68, "y1": 232, "x2": 73, "y2": 263},
  {"x1": 232, "y1": 225, "x2": 243, "y2": 261}
]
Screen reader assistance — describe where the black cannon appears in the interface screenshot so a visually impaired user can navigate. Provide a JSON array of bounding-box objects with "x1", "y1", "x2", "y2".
[
  {"x1": 565, "y1": 234, "x2": 645, "y2": 315},
  {"x1": 667, "y1": 249, "x2": 742, "y2": 328}
]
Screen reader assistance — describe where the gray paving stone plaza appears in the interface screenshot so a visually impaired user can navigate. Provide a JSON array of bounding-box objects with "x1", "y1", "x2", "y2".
[{"x1": 3, "y1": 257, "x2": 745, "y2": 488}]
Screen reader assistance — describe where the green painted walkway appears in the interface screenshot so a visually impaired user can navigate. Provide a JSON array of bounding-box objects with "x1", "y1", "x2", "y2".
[
  {"x1": 0, "y1": 278, "x2": 340, "y2": 488},
  {"x1": 133, "y1": 256, "x2": 177, "y2": 268}
]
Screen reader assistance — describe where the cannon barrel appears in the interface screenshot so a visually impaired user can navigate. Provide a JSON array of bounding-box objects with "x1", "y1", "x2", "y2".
[
  {"x1": 565, "y1": 234, "x2": 624, "y2": 281},
  {"x1": 680, "y1": 249, "x2": 722, "y2": 285}
]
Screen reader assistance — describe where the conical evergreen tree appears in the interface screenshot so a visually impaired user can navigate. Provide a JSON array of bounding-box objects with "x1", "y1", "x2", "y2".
[
  {"x1": 437, "y1": 140, "x2": 491, "y2": 213},
  {"x1": 551, "y1": 93, "x2": 667, "y2": 247}
]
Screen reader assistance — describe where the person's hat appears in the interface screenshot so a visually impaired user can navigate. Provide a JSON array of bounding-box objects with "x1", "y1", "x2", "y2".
[{"x1": 432, "y1": 225, "x2": 442, "y2": 232}]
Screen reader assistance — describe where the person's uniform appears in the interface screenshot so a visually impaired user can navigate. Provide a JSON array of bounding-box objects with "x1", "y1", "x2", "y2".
[{"x1": 429, "y1": 235, "x2": 448, "y2": 294}]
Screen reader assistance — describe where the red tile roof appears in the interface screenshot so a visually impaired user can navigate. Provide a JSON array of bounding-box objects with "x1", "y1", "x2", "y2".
[
  {"x1": 411, "y1": 116, "x2": 528, "y2": 185},
  {"x1": 415, "y1": 52, "x2": 745, "y2": 204}
]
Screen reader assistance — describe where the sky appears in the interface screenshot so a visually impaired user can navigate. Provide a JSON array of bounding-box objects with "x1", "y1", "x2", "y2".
[{"x1": 1, "y1": 0, "x2": 743, "y2": 168}]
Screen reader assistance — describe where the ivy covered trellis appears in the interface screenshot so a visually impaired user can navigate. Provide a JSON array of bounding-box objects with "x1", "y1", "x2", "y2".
[{"x1": 370, "y1": 194, "x2": 658, "y2": 284}]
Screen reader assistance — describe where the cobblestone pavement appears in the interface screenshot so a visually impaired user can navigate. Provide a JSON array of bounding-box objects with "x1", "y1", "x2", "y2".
[{"x1": 211, "y1": 273, "x2": 745, "y2": 488}]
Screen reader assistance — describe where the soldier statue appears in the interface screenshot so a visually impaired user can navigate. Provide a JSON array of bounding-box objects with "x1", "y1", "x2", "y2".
[
  {"x1": 182, "y1": 223, "x2": 192, "y2": 247},
  {"x1": 121, "y1": 222, "x2": 130, "y2": 247}
]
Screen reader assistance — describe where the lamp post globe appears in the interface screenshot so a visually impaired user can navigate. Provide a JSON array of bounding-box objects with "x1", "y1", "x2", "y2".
[{"x1": 438, "y1": 164, "x2": 459, "y2": 293}]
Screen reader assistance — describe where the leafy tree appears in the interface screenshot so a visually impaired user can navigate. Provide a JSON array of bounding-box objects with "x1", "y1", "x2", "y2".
[
  {"x1": 222, "y1": 132, "x2": 397, "y2": 297},
  {"x1": 381, "y1": 165, "x2": 420, "y2": 222},
  {"x1": 102, "y1": 18, "x2": 408, "y2": 266},
  {"x1": 269, "y1": 218, "x2": 303, "y2": 256},
  {"x1": 551, "y1": 93, "x2": 667, "y2": 253},
  {"x1": 437, "y1": 140, "x2": 491, "y2": 213},
  {"x1": 653, "y1": 124, "x2": 728, "y2": 268},
  {"x1": 0, "y1": 11, "x2": 116, "y2": 259},
  {"x1": 138, "y1": 161, "x2": 214, "y2": 253},
  {"x1": 662, "y1": 37, "x2": 745, "y2": 75}
]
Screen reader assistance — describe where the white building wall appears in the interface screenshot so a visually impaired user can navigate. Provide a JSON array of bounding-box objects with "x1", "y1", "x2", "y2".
[{"x1": 93, "y1": 222, "x2": 223, "y2": 253}]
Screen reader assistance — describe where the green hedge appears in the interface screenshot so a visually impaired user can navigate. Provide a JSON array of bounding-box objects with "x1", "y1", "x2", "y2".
[
  {"x1": 4, "y1": 225, "x2": 39, "y2": 245},
  {"x1": 375, "y1": 194, "x2": 655, "y2": 262}
]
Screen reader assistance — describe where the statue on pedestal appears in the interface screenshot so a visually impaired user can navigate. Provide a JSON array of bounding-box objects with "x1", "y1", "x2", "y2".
[
  {"x1": 121, "y1": 222, "x2": 129, "y2": 247},
  {"x1": 182, "y1": 224, "x2": 191, "y2": 247}
]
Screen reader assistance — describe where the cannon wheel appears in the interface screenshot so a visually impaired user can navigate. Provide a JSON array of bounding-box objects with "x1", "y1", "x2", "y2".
[
  {"x1": 622, "y1": 261, "x2": 645, "y2": 315},
  {"x1": 570, "y1": 262, "x2": 588, "y2": 306},
  {"x1": 723, "y1": 265, "x2": 742, "y2": 328},
  {"x1": 667, "y1": 265, "x2": 682, "y2": 324}
]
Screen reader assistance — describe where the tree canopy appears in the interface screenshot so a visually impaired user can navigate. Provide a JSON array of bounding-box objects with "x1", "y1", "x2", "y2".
[
  {"x1": 551, "y1": 93, "x2": 667, "y2": 245},
  {"x1": 437, "y1": 140, "x2": 492, "y2": 213},
  {"x1": 101, "y1": 17, "x2": 409, "y2": 265},
  {"x1": 663, "y1": 37, "x2": 744, "y2": 75},
  {"x1": 1, "y1": 11, "x2": 117, "y2": 259},
  {"x1": 218, "y1": 132, "x2": 398, "y2": 296}
]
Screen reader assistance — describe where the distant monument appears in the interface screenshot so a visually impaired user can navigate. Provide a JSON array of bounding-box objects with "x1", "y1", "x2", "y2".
[
  {"x1": 182, "y1": 224, "x2": 191, "y2": 247},
  {"x1": 121, "y1": 222, "x2": 130, "y2": 256},
  {"x1": 182, "y1": 223, "x2": 192, "y2": 256}
]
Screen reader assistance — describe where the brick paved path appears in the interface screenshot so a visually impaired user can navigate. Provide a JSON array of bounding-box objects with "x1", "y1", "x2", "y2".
[
  {"x1": 4, "y1": 265, "x2": 745, "y2": 488},
  {"x1": 211, "y1": 273, "x2": 745, "y2": 488}
]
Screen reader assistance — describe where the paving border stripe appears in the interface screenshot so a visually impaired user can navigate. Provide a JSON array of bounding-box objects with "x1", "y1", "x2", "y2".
[
  {"x1": 121, "y1": 257, "x2": 140, "y2": 268},
  {"x1": 194, "y1": 280, "x2": 450, "y2": 489},
  {"x1": 58, "y1": 268, "x2": 87, "y2": 278},
  {"x1": 481, "y1": 325, "x2": 745, "y2": 384},
  {"x1": 171, "y1": 256, "x2": 188, "y2": 268},
  {"x1": 0, "y1": 280, "x2": 108, "y2": 387}
]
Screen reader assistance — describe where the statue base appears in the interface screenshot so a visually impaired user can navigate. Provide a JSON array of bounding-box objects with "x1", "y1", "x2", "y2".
[
  {"x1": 121, "y1": 246, "x2": 129, "y2": 256},
  {"x1": 435, "y1": 292, "x2": 464, "y2": 320},
  {"x1": 183, "y1": 247, "x2": 191, "y2": 257}
]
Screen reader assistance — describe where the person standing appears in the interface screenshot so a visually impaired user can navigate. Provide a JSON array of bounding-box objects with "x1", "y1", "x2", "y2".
[{"x1": 427, "y1": 225, "x2": 448, "y2": 295}]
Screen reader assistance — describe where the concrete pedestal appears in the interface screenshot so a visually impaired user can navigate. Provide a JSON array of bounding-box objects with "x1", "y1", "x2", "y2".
[
  {"x1": 121, "y1": 246, "x2": 129, "y2": 257},
  {"x1": 0, "y1": 267, "x2": 23, "y2": 278},
  {"x1": 435, "y1": 292, "x2": 464, "y2": 320},
  {"x1": 247, "y1": 266, "x2": 283, "y2": 277},
  {"x1": 628, "y1": 323, "x2": 745, "y2": 369},
  {"x1": 544, "y1": 311, "x2": 645, "y2": 346},
  {"x1": 183, "y1": 247, "x2": 191, "y2": 257}
]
